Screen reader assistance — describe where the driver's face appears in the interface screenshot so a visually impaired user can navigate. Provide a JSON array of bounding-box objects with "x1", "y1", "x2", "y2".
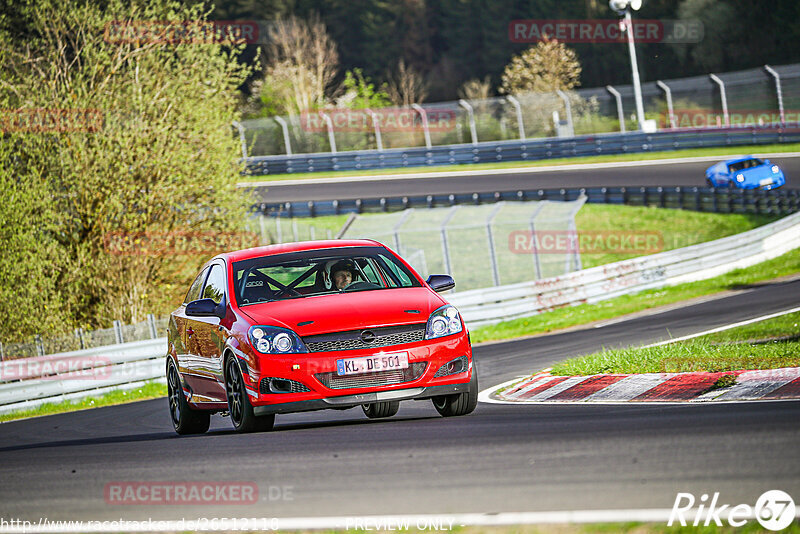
[{"x1": 332, "y1": 270, "x2": 352, "y2": 289}]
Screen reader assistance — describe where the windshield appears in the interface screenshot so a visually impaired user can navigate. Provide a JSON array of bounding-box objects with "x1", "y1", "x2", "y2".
[
  {"x1": 728, "y1": 158, "x2": 763, "y2": 173},
  {"x1": 233, "y1": 246, "x2": 421, "y2": 306}
]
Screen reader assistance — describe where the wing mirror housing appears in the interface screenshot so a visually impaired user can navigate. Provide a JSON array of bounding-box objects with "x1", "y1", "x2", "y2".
[
  {"x1": 426, "y1": 274, "x2": 455, "y2": 293},
  {"x1": 186, "y1": 298, "x2": 226, "y2": 319}
]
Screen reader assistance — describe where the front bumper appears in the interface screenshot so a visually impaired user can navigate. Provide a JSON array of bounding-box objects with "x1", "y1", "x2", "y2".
[{"x1": 252, "y1": 382, "x2": 469, "y2": 416}]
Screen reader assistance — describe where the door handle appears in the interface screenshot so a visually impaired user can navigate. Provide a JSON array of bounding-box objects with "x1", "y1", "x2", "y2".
[{"x1": 186, "y1": 327, "x2": 194, "y2": 337}]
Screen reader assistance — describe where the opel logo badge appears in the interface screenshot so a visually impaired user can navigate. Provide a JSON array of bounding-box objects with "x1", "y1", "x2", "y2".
[{"x1": 360, "y1": 330, "x2": 376, "y2": 344}]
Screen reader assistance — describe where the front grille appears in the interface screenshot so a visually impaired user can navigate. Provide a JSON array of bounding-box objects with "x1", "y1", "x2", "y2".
[
  {"x1": 316, "y1": 362, "x2": 428, "y2": 390},
  {"x1": 303, "y1": 324, "x2": 426, "y2": 353},
  {"x1": 259, "y1": 377, "x2": 311, "y2": 394}
]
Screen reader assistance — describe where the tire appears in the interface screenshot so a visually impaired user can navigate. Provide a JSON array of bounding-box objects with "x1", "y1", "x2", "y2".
[
  {"x1": 432, "y1": 367, "x2": 478, "y2": 417},
  {"x1": 362, "y1": 401, "x2": 400, "y2": 419},
  {"x1": 166, "y1": 358, "x2": 210, "y2": 435},
  {"x1": 225, "y1": 357, "x2": 275, "y2": 433}
]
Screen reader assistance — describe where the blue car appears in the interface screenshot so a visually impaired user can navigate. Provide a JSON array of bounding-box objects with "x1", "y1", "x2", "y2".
[{"x1": 705, "y1": 156, "x2": 786, "y2": 190}]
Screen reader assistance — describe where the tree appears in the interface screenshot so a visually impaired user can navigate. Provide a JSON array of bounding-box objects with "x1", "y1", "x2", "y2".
[
  {"x1": 0, "y1": 0, "x2": 252, "y2": 336},
  {"x1": 385, "y1": 59, "x2": 428, "y2": 106},
  {"x1": 259, "y1": 13, "x2": 340, "y2": 115},
  {"x1": 499, "y1": 37, "x2": 582, "y2": 95}
]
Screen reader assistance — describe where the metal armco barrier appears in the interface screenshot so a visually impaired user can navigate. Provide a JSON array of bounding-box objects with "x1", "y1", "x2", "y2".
[
  {"x1": 258, "y1": 186, "x2": 800, "y2": 218},
  {"x1": 449, "y1": 210, "x2": 800, "y2": 327},
  {"x1": 245, "y1": 128, "x2": 800, "y2": 176},
  {"x1": 1, "y1": 211, "x2": 798, "y2": 414},
  {"x1": 0, "y1": 338, "x2": 166, "y2": 414}
]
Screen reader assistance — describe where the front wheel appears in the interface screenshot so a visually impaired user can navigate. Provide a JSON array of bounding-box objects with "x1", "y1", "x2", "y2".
[
  {"x1": 225, "y1": 358, "x2": 275, "y2": 433},
  {"x1": 362, "y1": 401, "x2": 400, "y2": 419},
  {"x1": 167, "y1": 359, "x2": 210, "y2": 435},
  {"x1": 432, "y1": 367, "x2": 478, "y2": 417}
]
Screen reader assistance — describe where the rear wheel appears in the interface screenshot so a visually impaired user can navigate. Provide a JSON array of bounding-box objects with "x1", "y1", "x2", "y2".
[
  {"x1": 225, "y1": 358, "x2": 275, "y2": 433},
  {"x1": 362, "y1": 401, "x2": 400, "y2": 419},
  {"x1": 432, "y1": 367, "x2": 478, "y2": 417},
  {"x1": 166, "y1": 359, "x2": 210, "y2": 435}
]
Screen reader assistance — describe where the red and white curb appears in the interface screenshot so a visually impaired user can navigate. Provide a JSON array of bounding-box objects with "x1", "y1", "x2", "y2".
[{"x1": 480, "y1": 367, "x2": 800, "y2": 404}]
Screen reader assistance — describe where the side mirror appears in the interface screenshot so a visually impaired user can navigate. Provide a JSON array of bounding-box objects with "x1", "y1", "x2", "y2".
[
  {"x1": 186, "y1": 298, "x2": 225, "y2": 319},
  {"x1": 426, "y1": 274, "x2": 455, "y2": 293},
  {"x1": 764, "y1": 159, "x2": 771, "y2": 165}
]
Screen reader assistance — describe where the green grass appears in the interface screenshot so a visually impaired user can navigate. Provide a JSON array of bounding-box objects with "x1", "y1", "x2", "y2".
[
  {"x1": 574, "y1": 205, "x2": 777, "y2": 269},
  {"x1": 471, "y1": 247, "x2": 800, "y2": 344},
  {"x1": 0, "y1": 380, "x2": 166, "y2": 423},
  {"x1": 550, "y1": 311, "x2": 800, "y2": 376},
  {"x1": 240, "y1": 142, "x2": 800, "y2": 183}
]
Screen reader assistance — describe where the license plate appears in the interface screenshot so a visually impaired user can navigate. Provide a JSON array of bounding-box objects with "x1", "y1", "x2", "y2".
[
  {"x1": 759, "y1": 178, "x2": 773, "y2": 186},
  {"x1": 336, "y1": 352, "x2": 409, "y2": 376}
]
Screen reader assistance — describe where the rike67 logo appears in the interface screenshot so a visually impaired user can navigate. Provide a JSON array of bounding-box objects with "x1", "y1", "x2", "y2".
[{"x1": 669, "y1": 490, "x2": 796, "y2": 531}]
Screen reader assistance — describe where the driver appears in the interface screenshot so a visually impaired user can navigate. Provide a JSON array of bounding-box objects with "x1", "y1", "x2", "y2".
[{"x1": 327, "y1": 259, "x2": 357, "y2": 290}]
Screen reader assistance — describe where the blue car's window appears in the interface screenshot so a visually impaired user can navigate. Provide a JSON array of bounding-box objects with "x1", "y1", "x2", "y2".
[
  {"x1": 233, "y1": 247, "x2": 421, "y2": 306},
  {"x1": 728, "y1": 159, "x2": 763, "y2": 173}
]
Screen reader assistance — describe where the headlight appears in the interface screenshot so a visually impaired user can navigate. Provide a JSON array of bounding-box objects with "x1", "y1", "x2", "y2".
[
  {"x1": 736, "y1": 174, "x2": 744, "y2": 182},
  {"x1": 425, "y1": 305, "x2": 463, "y2": 340},
  {"x1": 248, "y1": 326, "x2": 308, "y2": 354},
  {"x1": 772, "y1": 165, "x2": 780, "y2": 174}
]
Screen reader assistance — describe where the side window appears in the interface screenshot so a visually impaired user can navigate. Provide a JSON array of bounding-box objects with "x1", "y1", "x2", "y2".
[
  {"x1": 202, "y1": 264, "x2": 227, "y2": 304},
  {"x1": 359, "y1": 259, "x2": 381, "y2": 284},
  {"x1": 184, "y1": 268, "x2": 208, "y2": 304},
  {"x1": 380, "y1": 254, "x2": 413, "y2": 287}
]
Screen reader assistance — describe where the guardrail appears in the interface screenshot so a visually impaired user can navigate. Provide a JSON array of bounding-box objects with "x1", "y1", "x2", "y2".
[
  {"x1": 245, "y1": 127, "x2": 800, "y2": 176},
  {"x1": 449, "y1": 210, "x2": 800, "y2": 327},
  {"x1": 2, "y1": 210, "x2": 798, "y2": 414},
  {"x1": 258, "y1": 186, "x2": 800, "y2": 218},
  {"x1": 0, "y1": 338, "x2": 165, "y2": 415}
]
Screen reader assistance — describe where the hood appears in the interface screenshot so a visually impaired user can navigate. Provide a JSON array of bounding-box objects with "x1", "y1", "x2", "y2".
[
  {"x1": 238, "y1": 287, "x2": 446, "y2": 337},
  {"x1": 739, "y1": 164, "x2": 778, "y2": 186}
]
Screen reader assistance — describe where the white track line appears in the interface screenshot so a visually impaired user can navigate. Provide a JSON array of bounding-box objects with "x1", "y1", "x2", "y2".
[
  {"x1": 642, "y1": 305, "x2": 800, "y2": 348},
  {"x1": 240, "y1": 151, "x2": 800, "y2": 188}
]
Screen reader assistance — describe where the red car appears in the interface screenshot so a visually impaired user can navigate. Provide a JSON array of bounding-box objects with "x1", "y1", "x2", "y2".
[{"x1": 166, "y1": 239, "x2": 477, "y2": 434}]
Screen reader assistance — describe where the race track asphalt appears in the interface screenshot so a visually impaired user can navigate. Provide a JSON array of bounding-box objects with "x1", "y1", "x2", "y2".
[
  {"x1": 1, "y1": 277, "x2": 798, "y2": 523},
  {"x1": 246, "y1": 154, "x2": 800, "y2": 204}
]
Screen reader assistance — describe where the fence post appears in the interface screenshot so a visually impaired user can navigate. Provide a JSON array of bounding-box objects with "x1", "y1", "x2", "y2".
[
  {"x1": 606, "y1": 85, "x2": 626, "y2": 133},
  {"x1": 764, "y1": 65, "x2": 785, "y2": 128},
  {"x1": 113, "y1": 320, "x2": 124, "y2": 344},
  {"x1": 458, "y1": 100, "x2": 478, "y2": 145},
  {"x1": 709, "y1": 74, "x2": 729, "y2": 127},
  {"x1": 411, "y1": 104, "x2": 432, "y2": 149},
  {"x1": 528, "y1": 203, "x2": 545, "y2": 279},
  {"x1": 365, "y1": 108, "x2": 383, "y2": 151},
  {"x1": 35, "y1": 334, "x2": 44, "y2": 356},
  {"x1": 259, "y1": 215, "x2": 268, "y2": 244},
  {"x1": 440, "y1": 206, "x2": 460, "y2": 275},
  {"x1": 292, "y1": 219, "x2": 299, "y2": 241},
  {"x1": 486, "y1": 203, "x2": 504, "y2": 286},
  {"x1": 147, "y1": 314, "x2": 158, "y2": 339},
  {"x1": 317, "y1": 111, "x2": 337, "y2": 153},
  {"x1": 231, "y1": 121, "x2": 248, "y2": 158},
  {"x1": 274, "y1": 116, "x2": 293, "y2": 156},
  {"x1": 656, "y1": 80, "x2": 676, "y2": 129},
  {"x1": 0, "y1": 342, "x2": 4, "y2": 362},
  {"x1": 506, "y1": 95, "x2": 526, "y2": 140},
  {"x1": 556, "y1": 90, "x2": 575, "y2": 138}
]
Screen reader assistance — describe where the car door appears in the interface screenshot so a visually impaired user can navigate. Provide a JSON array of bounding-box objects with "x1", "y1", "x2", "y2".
[
  {"x1": 184, "y1": 261, "x2": 229, "y2": 403},
  {"x1": 172, "y1": 266, "x2": 209, "y2": 397}
]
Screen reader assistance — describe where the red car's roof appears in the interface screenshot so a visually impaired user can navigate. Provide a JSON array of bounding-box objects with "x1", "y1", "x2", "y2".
[{"x1": 222, "y1": 239, "x2": 384, "y2": 263}]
